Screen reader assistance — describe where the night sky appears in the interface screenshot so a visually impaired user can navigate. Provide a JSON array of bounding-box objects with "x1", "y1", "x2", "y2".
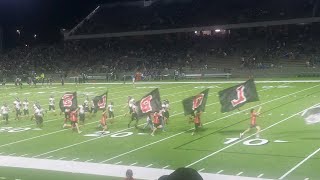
[{"x1": 0, "y1": 0, "x2": 112, "y2": 45}]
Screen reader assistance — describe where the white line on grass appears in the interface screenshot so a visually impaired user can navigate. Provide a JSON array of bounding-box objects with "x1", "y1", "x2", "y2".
[
  {"x1": 130, "y1": 162, "x2": 138, "y2": 166},
  {"x1": 0, "y1": 177, "x2": 5, "y2": 179},
  {"x1": 20, "y1": 154, "x2": 28, "y2": 157},
  {"x1": 304, "y1": 178, "x2": 309, "y2": 180},
  {"x1": 0, "y1": 85, "x2": 201, "y2": 148},
  {"x1": 114, "y1": 161, "x2": 122, "y2": 165},
  {"x1": 236, "y1": 172, "x2": 243, "y2": 176},
  {"x1": 162, "y1": 165, "x2": 170, "y2": 169},
  {"x1": 58, "y1": 157, "x2": 66, "y2": 160},
  {"x1": 279, "y1": 147, "x2": 320, "y2": 179},
  {"x1": 0, "y1": 152, "x2": 3, "y2": 155},
  {"x1": 198, "y1": 168, "x2": 205, "y2": 172},
  {"x1": 217, "y1": 170, "x2": 224, "y2": 174},
  {"x1": 257, "y1": 174, "x2": 264, "y2": 178},
  {"x1": 98, "y1": 84, "x2": 320, "y2": 163},
  {"x1": 71, "y1": 158, "x2": 79, "y2": 161},
  {"x1": 145, "y1": 164, "x2": 153, "y2": 168},
  {"x1": 8, "y1": 153, "x2": 16, "y2": 156},
  {"x1": 185, "y1": 103, "x2": 319, "y2": 168},
  {"x1": 46, "y1": 156, "x2": 53, "y2": 159},
  {"x1": 85, "y1": 159, "x2": 93, "y2": 162}
]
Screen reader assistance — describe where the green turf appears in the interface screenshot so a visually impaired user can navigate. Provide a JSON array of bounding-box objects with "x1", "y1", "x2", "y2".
[{"x1": 0, "y1": 80, "x2": 319, "y2": 180}]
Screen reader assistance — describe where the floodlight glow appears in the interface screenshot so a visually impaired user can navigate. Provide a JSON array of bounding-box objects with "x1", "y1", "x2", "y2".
[{"x1": 215, "y1": 29, "x2": 221, "y2": 32}]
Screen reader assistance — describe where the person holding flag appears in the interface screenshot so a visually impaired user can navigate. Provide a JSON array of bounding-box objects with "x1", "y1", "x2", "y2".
[
  {"x1": 191, "y1": 109, "x2": 202, "y2": 136},
  {"x1": 63, "y1": 108, "x2": 82, "y2": 133},
  {"x1": 99, "y1": 109, "x2": 108, "y2": 133},
  {"x1": 151, "y1": 111, "x2": 163, "y2": 136},
  {"x1": 143, "y1": 112, "x2": 154, "y2": 132},
  {"x1": 240, "y1": 106, "x2": 262, "y2": 138}
]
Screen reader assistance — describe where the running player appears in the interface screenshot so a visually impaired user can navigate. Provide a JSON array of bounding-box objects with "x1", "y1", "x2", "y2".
[
  {"x1": 1, "y1": 103, "x2": 9, "y2": 124},
  {"x1": 48, "y1": 95, "x2": 55, "y2": 112},
  {"x1": 143, "y1": 112, "x2": 154, "y2": 132},
  {"x1": 107, "y1": 102, "x2": 114, "y2": 123},
  {"x1": 79, "y1": 105, "x2": 85, "y2": 124},
  {"x1": 22, "y1": 98, "x2": 29, "y2": 118},
  {"x1": 191, "y1": 110, "x2": 202, "y2": 135},
  {"x1": 128, "y1": 101, "x2": 139, "y2": 128},
  {"x1": 83, "y1": 97, "x2": 89, "y2": 113},
  {"x1": 13, "y1": 98, "x2": 22, "y2": 120},
  {"x1": 124, "y1": 96, "x2": 135, "y2": 117},
  {"x1": 69, "y1": 109, "x2": 82, "y2": 133},
  {"x1": 100, "y1": 109, "x2": 108, "y2": 133},
  {"x1": 151, "y1": 111, "x2": 163, "y2": 136},
  {"x1": 240, "y1": 107, "x2": 262, "y2": 138},
  {"x1": 62, "y1": 108, "x2": 71, "y2": 128},
  {"x1": 34, "y1": 106, "x2": 44, "y2": 128},
  {"x1": 162, "y1": 100, "x2": 170, "y2": 124}
]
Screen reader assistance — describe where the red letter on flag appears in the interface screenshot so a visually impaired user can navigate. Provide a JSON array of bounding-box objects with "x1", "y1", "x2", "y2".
[
  {"x1": 231, "y1": 85, "x2": 247, "y2": 107},
  {"x1": 140, "y1": 95, "x2": 153, "y2": 113}
]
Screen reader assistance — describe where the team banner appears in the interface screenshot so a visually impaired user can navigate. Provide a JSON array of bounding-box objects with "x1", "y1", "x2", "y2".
[
  {"x1": 301, "y1": 105, "x2": 320, "y2": 125},
  {"x1": 93, "y1": 92, "x2": 108, "y2": 110},
  {"x1": 59, "y1": 92, "x2": 78, "y2": 111},
  {"x1": 182, "y1": 89, "x2": 209, "y2": 116},
  {"x1": 136, "y1": 88, "x2": 161, "y2": 117},
  {"x1": 218, "y1": 79, "x2": 259, "y2": 113}
]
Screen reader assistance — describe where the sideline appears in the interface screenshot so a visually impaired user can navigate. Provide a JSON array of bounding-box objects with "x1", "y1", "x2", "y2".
[{"x1": 0, "y1": 155, "x2": 272, "y2": 180}]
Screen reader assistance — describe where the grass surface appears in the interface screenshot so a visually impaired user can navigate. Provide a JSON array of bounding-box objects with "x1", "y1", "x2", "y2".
[{"x1": 0, "y1": 80, "x2": 319, "y2": 180}]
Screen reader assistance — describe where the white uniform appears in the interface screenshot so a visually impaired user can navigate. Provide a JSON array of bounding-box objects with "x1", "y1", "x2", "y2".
[
  {"x1": 13, "y1": 100, "x2": 21, "y2": 110},
  {"x1": 1, "y1": 106, "x2": 9, "y2": 114},
  {"x1": 23, "y1": 101, "x2": 29, "y2": 110},
  {"x1": 49, "y1": 97, "x2": 55, "y2": 111}
]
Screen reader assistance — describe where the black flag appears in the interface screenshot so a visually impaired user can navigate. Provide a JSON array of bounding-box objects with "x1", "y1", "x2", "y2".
[
  {"x1": 182, "y1": 89, "x2": 209, "y2": 116},
  {"x1": 59, "y1": 92, "x2": 78, "y2": 111},
  {"x1": 93, "y1": 92, "x2": 108, "y2": 110},
  {"x1": 218, "y1": 79, "x2": 259, "y2": 113},
  {"x1": 136, "y1": 88, "x2": 161, "y2": 117}
]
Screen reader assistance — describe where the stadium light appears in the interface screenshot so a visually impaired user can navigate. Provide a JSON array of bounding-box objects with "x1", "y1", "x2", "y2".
[
  {"x1": 34, "y1": 34, "x2": 37, "y2": 39},
  {"x1": 16, "y1": 29, "x2": 20, "y2": 35},
  {"x1": 215, "y1": 29, "x2": 221, "y2": 33}
]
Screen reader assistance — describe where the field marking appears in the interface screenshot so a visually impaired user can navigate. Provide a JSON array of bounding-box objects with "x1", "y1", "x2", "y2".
[
  {"x1": 0, "y1": 177, "x2": 5, "y2": 179},
  {"x1": 8, "y1": 153, "x2": 16, "y2": 156},
  {"x1": 0, "y1": 155, "x2": 271, "y2": 180},
  {"x1": 58, "y1": 157, "x2": 66, "y2": 160},
  {"x1": 0, "y1": 84, "x2": 199, "y2": 148},
  {"x1": 198, "y1": 168, "x2": 205, "y2": 172},
  {"x1": 20, "y1": 154, "x2": 28, "y2": 157},
  {"x1": 185, "y1": 103, "x2": 319, "y2": 168},
  {"x1": 0, "y1": 152, "x2": 3, "y2": 155},
  {"x1": 145, "y1": 164, "x2": 153, "y2": 168},
  {"x1": 236, "y1": 172, "x2": 243, "y2": 176},
  {"x1": 162, "y1": 165, "x2": 170, "y2": 169},
  {"x1": 279, "y1": 146, "x2": 320, "y2": 179},
  {"x1": 85, "y1": 159, "x2": 93, "y2": 162},
  {"x1": 71, "y1": 158, "x2": 79, "y2": 161},
  {"x1": 304, "y1": 178, "x2": 309, "y2": 180},
  {"x1": 114, "y1": 161, "x2": 122, "y2": 165},
  {"x1": 130, "y1": 162, "x2": 138, "y2": 166},
  {"x1": 46, "y1": 156, "x2": 53, "y2": 159},
  {"x1": 217, "y1": 170, "x2": 224, "y2": 174},
  {"x1": 98, "y1": 84, "x2": 320, "y2": 163},
  {"x1": 257, "y1": 174, "x2": 264, "y2": 178}
]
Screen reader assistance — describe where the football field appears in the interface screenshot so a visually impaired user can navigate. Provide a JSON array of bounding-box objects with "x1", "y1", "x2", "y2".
[{"x1": 0, "y1": 79, "x2": 320, "y2": 180}]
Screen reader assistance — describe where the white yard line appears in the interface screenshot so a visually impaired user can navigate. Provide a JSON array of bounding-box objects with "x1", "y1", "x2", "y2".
[
  {"x1": 198, "y1": 168, "x2": 205, "y2": 172},
  {"x1": 130, "y1": 162, "x2": 138, "y2": 166},
  {"x1": 20, "y1": 154, "x2": 28, "y2": 157},
  {"x1": 257, "y1": 174, "x2": 264, "y2": 178},
  {"x1": 279, "y1": 147, "x2": 320, "y2": 179},
  {"x1": 186, "y1": 103, "x2": 318, "y2": 168},
  {"x1": 145, "y1": 164, "x2": 153, "y2": 168},
  {"x1": 8, "y1": 153, "x2": 16, "y2": 156},
  {"x1": 58, "y1": 157, "x2": 66, "y2": 160},
  {"x1": 45, "y1": 156, "x2": 53, "y2": 159},
  {"x1": 237, "y1": 172, "x2": 243, "y2": 176},
  {"x1": 114, "y1": 161, "x2": 122, "y2": 165},
  {"x1": 98, "y1": 85, "x2": 320, "y2": 163},
  {"x1": 0, "y1": 85, "x2": 199, "y2": 148},
  {"x1": 85, "y1": 159, "x2": 93, "y2": 162},
  {"x1": 71, "y1": 158, "x2": 79, "y2": 161},
  {"x1": 162, "y1": 165, "x2": 170, "y2": 169},
  {"x1": 217, "y1": 170, "x2": 224, "y2": 174}
]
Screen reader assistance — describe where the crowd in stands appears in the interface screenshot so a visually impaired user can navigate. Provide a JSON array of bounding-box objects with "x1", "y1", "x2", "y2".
[{"x1": 1, "y1": 23, "x2": 320, "y2": 81}]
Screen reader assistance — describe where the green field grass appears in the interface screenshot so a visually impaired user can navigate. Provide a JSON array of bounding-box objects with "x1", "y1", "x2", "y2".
[{"x1": 0, "y1": 80, "x2": 319, "y2": 180}]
